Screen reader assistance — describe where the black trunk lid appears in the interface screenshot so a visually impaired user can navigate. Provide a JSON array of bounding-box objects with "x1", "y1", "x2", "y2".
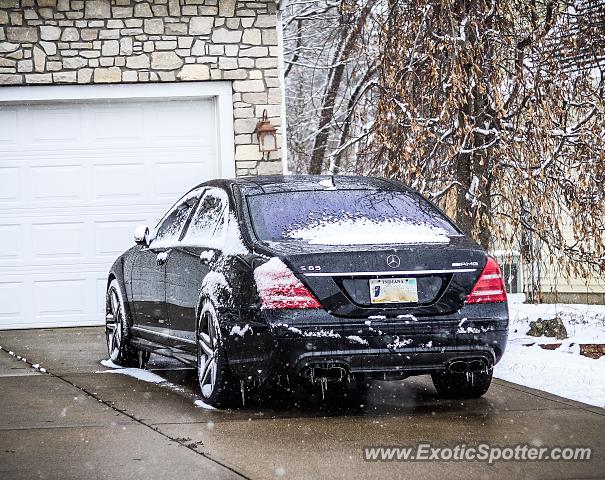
[{"x1": 256, "y1": 236, "x2": 486, "y2": 318}]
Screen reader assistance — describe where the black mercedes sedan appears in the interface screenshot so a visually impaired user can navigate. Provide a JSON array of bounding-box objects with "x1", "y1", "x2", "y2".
[{"x1": 105, "y1": 175, "x2": 508, "y2": 407}]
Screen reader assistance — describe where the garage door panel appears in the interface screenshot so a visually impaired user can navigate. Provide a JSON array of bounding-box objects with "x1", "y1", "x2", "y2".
[
  {"x1": 28, "y1": 106, "x2": 82, "y2": 144},
  {"x1": 0, "y1": 224, "x2": 21, "y2": 260},
  {"x1": 34, "y1": 278, "x2": 87, "y2": 316},
  {"x1": 0, "y1": 93, "x2": 221, "y2": 329},
  {"x1": 0, "y1": 167, "x2": 20, "y2": 202},
  {"x1": 93, "y1": 163, "x2": 147, "y2": 200},
  {"x1": 145, "y1": 101, "x2": 213, "y2": 141},
  {"x1": 31, "y1": 165, "x2": 85, "y2": 202},
  {"x1": 96, "y1": 277, "x2": 108, "y2": 316},
  {"x1": 154, "y1": 161, "x2": 214, "y2": 198},
  {"x1": 0, "y1": 281, "x2": 24, "y2": 322},
  {"x1": 32, "y1": 222, "x2": 86, "y2": 259},
  {"x1": 0, "y1": 109, "x2": 17, "y2": 145},
  {"x1": 94, "y1": 220, "x2": 146, "y2": 257},
  {"x1": 90, "y1": 105, "x2": 143, "y2": 143}
]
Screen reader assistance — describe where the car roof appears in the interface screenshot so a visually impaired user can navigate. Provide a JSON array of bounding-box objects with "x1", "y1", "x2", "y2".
[{"x1": 192, "y1": 175, "x2": 405, "y2": 195}]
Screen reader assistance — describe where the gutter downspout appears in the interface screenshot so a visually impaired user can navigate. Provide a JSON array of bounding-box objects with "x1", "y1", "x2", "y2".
[{"x1": 276, "y1": 0, "x2": 289, "y2": 174}]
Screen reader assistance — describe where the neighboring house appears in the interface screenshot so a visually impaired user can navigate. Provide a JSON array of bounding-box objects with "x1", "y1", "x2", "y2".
[
  {"x1": 0, "y1": 0, "x2": 286, "y2": 329},
  {"x1": 495, "y1": 251, "x2": 605, "y2": 305}
]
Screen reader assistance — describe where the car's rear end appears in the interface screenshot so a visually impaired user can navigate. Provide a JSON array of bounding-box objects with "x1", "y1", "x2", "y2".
[{"x1": 237, "y1": 176, "x2": 508, "y2": 395}]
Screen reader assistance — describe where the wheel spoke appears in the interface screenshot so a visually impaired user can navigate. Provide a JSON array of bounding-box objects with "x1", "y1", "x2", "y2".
[
  {"x1": 110, "y1": 328, "x2": 118, "y2": 352},
  {"x1": 210, "y1": 358, "x2": 217, "y2": 388},
  {"x1": 200, "y1": 353, "x2": 217, "y2": 386},
  {"x1": 197, "y1": 336, "x2": 213, "y2": 357},
  {"x1": 110, "y1": 290, "x2": 119, "y2": 315},
  {"x1": 114, "y1": 321, "x2": 121, "y2": 346},
  {"x1": 197, "y1": 307, "x2": 221, "y2": 396}
]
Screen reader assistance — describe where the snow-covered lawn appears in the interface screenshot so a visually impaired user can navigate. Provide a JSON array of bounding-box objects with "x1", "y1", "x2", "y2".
[{"x1": 494, "y1": 302, "x2": 605, "y2": 408}]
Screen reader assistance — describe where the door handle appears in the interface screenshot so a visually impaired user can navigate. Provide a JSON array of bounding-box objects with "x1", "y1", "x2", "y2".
[{"x1": 156, "y1": 250, "x2": 170, "y2": 266}]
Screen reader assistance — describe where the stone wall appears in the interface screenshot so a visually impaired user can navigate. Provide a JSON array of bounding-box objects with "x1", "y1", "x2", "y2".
[{"x1": 0, "y1": 0, "x2": 283, "y2": 175}]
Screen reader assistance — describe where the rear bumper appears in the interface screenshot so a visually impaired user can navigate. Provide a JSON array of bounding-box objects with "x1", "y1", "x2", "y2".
[{"x1": 225, "y1": 303, "x2": 508, "y2": 379}]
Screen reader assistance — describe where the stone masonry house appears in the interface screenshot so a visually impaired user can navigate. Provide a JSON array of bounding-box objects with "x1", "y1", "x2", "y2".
[{"x1": 0, "y1": 0, "x2": 286, "y2": 329}]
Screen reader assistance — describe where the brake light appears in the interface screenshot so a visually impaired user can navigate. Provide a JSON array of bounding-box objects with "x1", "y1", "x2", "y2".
[
  {"x1": 466, "y1": 257, "x2": 507, "y2": 304},
  {"x1": 254, "y1": 258, "x2": 322, "y2": 309}
]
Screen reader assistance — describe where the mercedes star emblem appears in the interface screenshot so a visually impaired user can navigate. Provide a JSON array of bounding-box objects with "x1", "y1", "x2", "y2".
[{"x1": 386, "y1": 255, "x2": 401, "y2": 269}]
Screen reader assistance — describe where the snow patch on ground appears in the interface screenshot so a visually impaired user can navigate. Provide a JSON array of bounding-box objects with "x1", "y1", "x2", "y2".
[
  {"x1": 494, "y1": 303, "x2": 605, "y2": 409},
  {"x1": 285, "y1": 217, "x2": 451, "y2": 245},
  {"x1": 194, "y1": 399, "x2": 217, "y2": 410},
  {"x1": 495, "y1": 343, "x2": 605, "y2": 408},
  {"x1": 103, "y1": 367, "x2": 167, "y2": 384},
  {"x1": 507, "y1": 303, "x2": 605, "y2": 344},
  {"x1": 100, "y1": 359, "x2": 123, "y2": 369},
  {"x1": 99, "y1": 358, "x2": 224, "y2": 410}
]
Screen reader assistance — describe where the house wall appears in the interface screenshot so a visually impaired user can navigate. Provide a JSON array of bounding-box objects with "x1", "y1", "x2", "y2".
[
  {"x1": 509, "y1": 217, "x2": 605, "y2": 304},
  {"x1": 0, "y1": 0, "x2": 284, "y2": 176},
  {"x1": 537, "y1": 260, "x2": 605, "y2": 304}
]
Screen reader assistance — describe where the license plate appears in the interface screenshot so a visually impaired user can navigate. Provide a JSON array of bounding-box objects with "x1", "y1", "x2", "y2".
[{"x1": 369, "y1": 278, "x2": 418, "y2": 304}]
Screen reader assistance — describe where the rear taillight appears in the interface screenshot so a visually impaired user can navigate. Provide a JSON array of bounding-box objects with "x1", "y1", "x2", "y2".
[
  {"x1": 466, "y1": 257, "x2": 508, "y2": 304},
  {"x1": 254, "y1": 258, "x2": 322, "y2": 309}
]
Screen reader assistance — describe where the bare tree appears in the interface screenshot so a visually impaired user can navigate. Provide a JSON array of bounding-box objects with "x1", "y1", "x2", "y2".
[
  {"x1": 282, "y1": 0, "x2": 605, "y2": 292},
  {"x1": 282, "y1": 0, "x2": 381, "y2": 174},
  {"x1": 370, "y1": 0, "x2": 605, "y2": 283}
]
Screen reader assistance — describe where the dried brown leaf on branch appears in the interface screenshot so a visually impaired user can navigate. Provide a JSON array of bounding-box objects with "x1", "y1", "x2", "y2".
[{"x1": 283, "y1": 0, "x2": 605, "y2": 295}]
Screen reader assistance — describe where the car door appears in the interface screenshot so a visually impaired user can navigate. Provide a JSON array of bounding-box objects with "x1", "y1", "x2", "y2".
[
  {"x1": 130, "y1": 190, "x2": 200, "y2": 344},
  {"x1": 166, "y1": 188, "x2": 228, "y2": 351}
]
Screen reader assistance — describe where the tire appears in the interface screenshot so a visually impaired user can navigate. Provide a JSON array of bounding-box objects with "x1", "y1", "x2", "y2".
[
  {"x1": 431, "y1": 368, "x2": 493, "y2": 399},
  {"x1": 196, "y1": 300, "x2": 238, "y2": 408},
  {"x1": 105, "y1": 278, "x2": 148, "y2": 368}
]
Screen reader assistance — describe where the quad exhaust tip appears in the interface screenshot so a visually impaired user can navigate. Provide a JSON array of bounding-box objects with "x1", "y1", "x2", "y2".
[
  {"x1": 303, "y1": 363, "x2": 348, "y2": 382},
  {"x1": 448, "y1": 358, "x2": 491, "y2": 373}
]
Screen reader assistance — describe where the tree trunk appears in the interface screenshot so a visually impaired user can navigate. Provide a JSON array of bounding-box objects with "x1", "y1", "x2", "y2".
[{"x1": 308, "y1": 5, "x2": 373, "y2": 174}]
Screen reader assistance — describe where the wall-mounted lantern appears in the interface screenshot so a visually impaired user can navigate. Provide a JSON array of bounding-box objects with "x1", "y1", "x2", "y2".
[{"x1": 256, "y1": 109, "x2": 277, "y2": 153}]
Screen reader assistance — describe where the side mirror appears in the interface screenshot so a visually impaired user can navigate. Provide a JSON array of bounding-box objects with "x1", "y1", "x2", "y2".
[{"x1": 134, "y1": 225, "x2": 150, "y2": 246}]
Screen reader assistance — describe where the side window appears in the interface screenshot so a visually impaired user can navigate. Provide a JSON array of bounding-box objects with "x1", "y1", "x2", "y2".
[
  {"x1": 181, "y1": 190, "x2": 227, "y2": 247},
  {"x1": 150, "y1": 191, "x2": 200, "y2": 248}
]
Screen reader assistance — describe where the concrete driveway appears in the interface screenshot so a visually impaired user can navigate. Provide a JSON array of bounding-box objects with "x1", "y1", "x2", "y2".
[{"x1": 0, "y1": 327, "x2": 603, "y2": 480}]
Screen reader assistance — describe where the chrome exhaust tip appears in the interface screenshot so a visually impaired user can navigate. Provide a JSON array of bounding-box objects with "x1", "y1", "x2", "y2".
[
  {"x1": 468, "y1": 359, "x2": 487, "y2": 372},
  {"x1": 448, "y1": 360, "x2": 469, "y2": 373},
  {"x1": 304, "y1": 364, "x2": 348, "y2": 382}
]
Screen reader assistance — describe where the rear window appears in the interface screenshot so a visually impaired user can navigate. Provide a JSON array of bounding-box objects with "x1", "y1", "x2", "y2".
[{"x1": 246, "y1": 189, "x2": 460, "y2": 245}]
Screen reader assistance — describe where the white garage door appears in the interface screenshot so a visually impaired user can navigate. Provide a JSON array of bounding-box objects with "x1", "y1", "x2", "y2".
[{"x1": 0, "y1": 83, "x2": 234, "y2": 329}]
